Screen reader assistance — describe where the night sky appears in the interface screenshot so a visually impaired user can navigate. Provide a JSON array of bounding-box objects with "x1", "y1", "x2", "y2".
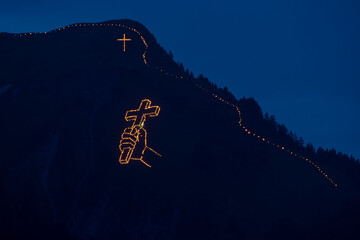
[{"x1": 1, "y1": 0, "x2": 359, "y2": 159}]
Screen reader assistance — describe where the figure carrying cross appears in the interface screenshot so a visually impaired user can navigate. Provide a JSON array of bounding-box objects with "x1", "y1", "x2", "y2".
[
  {"x1": 119, "y1": 99, "x2": 161, "y2": 167},
  {"x1": 117, "y1": 33, "x2": 131, "y2": 52}
]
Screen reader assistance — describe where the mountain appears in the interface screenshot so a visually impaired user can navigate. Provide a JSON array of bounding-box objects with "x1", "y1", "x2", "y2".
[{"x1": 1, "y1": 19, "x2": 360, "y2": 240}]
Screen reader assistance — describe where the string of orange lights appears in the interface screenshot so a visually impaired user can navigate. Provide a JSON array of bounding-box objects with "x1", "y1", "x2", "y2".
[
  {"x1": 195, "y1": 83, "x2": 338, "y2": 187},
  {"x1": 6, "y1": 22, "x2": 338, "y2": 187},
  {"x1": 161, "y1": 69, "x2": 338, "y2": 187},
  {"x1": 9, "y1": 23, "x2": 150, "y2": 66}
]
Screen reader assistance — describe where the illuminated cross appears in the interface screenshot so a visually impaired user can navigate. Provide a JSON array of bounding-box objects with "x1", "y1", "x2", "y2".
[
  {"x1": 119, "y1": 99, "x2": 160, "y2": 165},
  {"x1": 125, "y1": 99, "x2": 160, "y2": 127},
  {"x1": 117, "y1": 34, "x2": 132, "y2": 52}
]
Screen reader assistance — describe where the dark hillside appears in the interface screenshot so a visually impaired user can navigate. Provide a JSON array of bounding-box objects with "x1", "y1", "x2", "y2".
[{"x1": 1, "y1": 19, "x2": 359, "y2": 240}]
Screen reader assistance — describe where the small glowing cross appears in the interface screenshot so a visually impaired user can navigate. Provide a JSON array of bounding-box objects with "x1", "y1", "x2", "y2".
[{"x1": 117, "y1": 34, "x2": 132, "y2": 52}]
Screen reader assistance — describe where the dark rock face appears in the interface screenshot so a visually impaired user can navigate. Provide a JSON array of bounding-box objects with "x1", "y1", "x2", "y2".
[{"x1": 1, "y1": 20, "x2": 360, "y2": 240}]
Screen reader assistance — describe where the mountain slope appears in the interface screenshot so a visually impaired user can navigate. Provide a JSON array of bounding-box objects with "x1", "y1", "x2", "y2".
[{"x1": 1, "y1": 19, "x2": 360, "y2": 240}]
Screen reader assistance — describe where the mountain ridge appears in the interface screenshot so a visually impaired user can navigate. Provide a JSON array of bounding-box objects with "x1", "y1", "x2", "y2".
[
  {"x1": 0, "y1": 19, "x2": 347, "y2": 187},
  {"x1": 1, "y1": 19, "x2": 360, "y2": 239}
]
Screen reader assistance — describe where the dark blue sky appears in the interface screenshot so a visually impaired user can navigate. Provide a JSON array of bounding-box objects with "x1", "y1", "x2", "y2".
[{"x1": 1, "y1": 0, "x2": 359, "y2": 159}]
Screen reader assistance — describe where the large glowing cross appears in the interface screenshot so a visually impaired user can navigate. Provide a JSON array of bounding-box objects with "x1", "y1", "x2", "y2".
[
  {"x1": 125, "y1": 99, "x2": 160, "y2": 127},
  {"x1": 117, "y1": 34, "x2": 132, "y2": 52}
]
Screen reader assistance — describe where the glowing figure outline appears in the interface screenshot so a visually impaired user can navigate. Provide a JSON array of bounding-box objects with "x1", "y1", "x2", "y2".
[{"x1": 119, "y1": 99, "x2": 161, "y2": 167}]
